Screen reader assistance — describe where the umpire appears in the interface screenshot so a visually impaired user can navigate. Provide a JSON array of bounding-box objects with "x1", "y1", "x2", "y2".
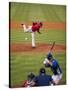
[{"x1": 34, "y1": 68, "x2": 53, "y2": 86}]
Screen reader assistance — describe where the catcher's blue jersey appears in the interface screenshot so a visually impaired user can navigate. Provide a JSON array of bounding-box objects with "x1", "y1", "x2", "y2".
[{"x1": 51, "y1": 59, "x2": 62, "y2": 75}]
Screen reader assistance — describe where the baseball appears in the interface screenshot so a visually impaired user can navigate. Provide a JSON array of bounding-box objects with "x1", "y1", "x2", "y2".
[{"x1": 25, "y1": 37, "x2": 28, "y2": 40}]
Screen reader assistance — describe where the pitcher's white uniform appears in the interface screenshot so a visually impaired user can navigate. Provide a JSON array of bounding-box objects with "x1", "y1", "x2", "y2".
[{"x1": 21, "y1": 22, "x2": 42, "y2": 47}]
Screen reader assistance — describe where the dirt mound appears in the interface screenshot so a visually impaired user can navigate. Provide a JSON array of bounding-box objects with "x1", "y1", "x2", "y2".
[{"x1": 10, "y1": 43, "x2": 65, "y2": 53}]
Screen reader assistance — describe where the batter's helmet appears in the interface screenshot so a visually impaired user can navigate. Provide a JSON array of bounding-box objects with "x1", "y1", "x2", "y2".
[{"x1": 47, "y1": 53, "x2": 53, "y2": 60}]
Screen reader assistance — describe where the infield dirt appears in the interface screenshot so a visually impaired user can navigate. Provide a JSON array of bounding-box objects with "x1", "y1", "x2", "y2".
[{"x1": 10, "y1": 21, "x2": 65, "y2": 30}]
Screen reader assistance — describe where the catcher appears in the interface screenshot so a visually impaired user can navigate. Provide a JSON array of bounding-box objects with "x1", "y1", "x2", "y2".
[{"x1": 22, "y1": 72, "x2": 35, "y2": 87}]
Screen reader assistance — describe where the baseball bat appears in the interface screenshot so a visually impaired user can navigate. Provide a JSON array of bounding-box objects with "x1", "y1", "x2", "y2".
[
  {"x1": 44, "y1": 41, "x2": 55, "y2": 57},
  {"x1": 49, "y1": 41, "x2": 55, "y2": 53},
  {"x1": 43, "y1": 42, "x2": 55, "y2": 64}
]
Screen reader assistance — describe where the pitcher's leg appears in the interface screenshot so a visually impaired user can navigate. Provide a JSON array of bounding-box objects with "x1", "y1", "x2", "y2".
[
  {"x1": 22, "y1": 25, "x2": 32, "y2": 33},
  {"x1": 31, "y1": 32, "x2": 36, "y2": 48},
  {"x1": 23, "y1": 25, "x2": 28, "y2": 32}
]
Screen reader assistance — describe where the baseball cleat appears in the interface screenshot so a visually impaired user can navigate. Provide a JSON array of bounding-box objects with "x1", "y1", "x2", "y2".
[
  {"x1": 32, "y1": 46, "x2": 36, "y2": 48},
  {"x1": 21, "y1": 23, "x2": 24, "y2": 26}
]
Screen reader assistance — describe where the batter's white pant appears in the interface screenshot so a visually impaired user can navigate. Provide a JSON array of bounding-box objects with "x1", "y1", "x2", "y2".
[
  {"x1": 52, "y1": 74, "x2": 62, "y2": 85},
  {"x1": 23, "y1": 25, "x2": 35, "y2": 47}
]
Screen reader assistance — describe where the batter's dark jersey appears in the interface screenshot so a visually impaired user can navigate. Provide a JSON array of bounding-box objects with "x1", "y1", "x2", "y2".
[{"x1": 51, "y1": 59, "x2": 62, "y2": 75}]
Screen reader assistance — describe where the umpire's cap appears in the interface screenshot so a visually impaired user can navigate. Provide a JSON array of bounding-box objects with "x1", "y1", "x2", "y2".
[
  {"x1": 47, "y1": 53, "x2": 53, "y2": 60},
  {"x1": 40, "y1": 68, "x2": 45, "y2": 74}
]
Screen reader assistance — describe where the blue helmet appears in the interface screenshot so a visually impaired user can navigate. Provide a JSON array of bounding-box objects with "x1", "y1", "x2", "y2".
[{"x1": 47, "y1": 53, "x2": 53, "y2": 60}]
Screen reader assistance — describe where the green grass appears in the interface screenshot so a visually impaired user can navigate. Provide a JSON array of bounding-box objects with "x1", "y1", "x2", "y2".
[
  {"x1": 10, "y1": 2, "x2": 66, "y2": 87},
  {"x1": 10, "y1": 52, "x2": 66, "y2": 86},
  {"x1": 11, "y1": 28, "x2": 66, "y2": 45},
  {"x1": 10, "y1": 2, "x2": 66, "y2": 45},
  {"x1": 10, "y1": 2, "x2": 66, "y2": 22}
]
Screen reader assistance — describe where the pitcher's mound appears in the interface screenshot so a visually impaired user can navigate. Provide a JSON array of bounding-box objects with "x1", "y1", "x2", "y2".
[{"x1": 10, "y1": 43, "x2": 65, "y2": 53}]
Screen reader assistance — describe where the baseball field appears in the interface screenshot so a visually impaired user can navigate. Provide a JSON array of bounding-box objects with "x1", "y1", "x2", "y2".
[{"x1": 10, "y1": 2, "x2": 66, "y2": 87}]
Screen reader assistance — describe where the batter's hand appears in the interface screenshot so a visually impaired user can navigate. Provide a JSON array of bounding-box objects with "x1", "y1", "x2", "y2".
[{"x1": 43, "y1": 58, "x2": 50, "y2": 64}]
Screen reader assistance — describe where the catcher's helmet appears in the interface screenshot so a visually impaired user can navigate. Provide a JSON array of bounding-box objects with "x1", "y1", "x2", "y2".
[{"x1": 27, "y1": 72, "x2": 35, "y2": 80}]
